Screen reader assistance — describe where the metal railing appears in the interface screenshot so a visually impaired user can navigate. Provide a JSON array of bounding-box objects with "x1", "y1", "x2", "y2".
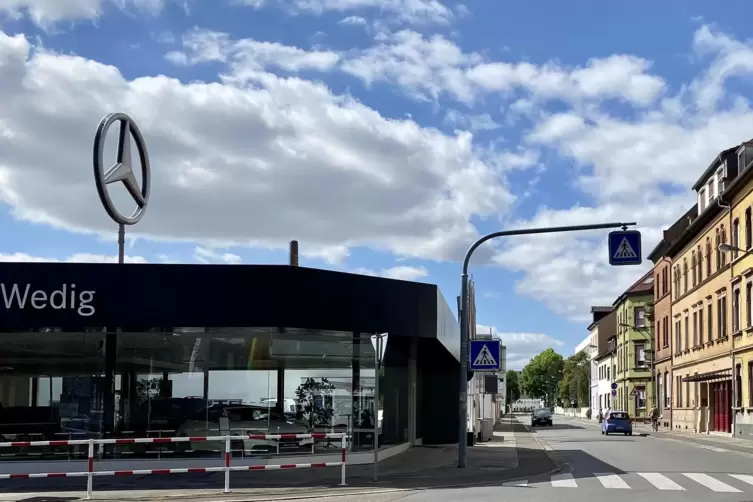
[{"x1": 0, "y1": 432, "x2": 348, "y2": 499}]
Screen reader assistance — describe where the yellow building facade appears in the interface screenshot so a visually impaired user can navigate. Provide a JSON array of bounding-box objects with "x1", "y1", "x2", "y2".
[
  {"x1": 727, "y1": 142, "x2": 753, "y2": 437},
  {"x1": 666, "y1": 145, "x2": 753, "y2": 434}
]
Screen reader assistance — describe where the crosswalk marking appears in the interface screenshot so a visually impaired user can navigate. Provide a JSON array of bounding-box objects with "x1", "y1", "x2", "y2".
[
  {"x1": 637, "y1": 472, "x2": 685, "y2": 490},
  {"x1": 551, "y1": 473, "x2": 577, "y2": 487},
  {"x1": 729, "y1": 474, "x2": 753, "y2": 486},
  {"x1": 595, "y1": 473, "x2": 630, "y2": 489},
  {"x1": 682, "y1": 473, "x2": 742, "y2": 492}
]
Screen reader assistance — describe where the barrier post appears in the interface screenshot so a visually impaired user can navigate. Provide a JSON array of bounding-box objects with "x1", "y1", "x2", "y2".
[
  {"x1": 223, "y1": 436, "x2": 231, "y2": 493},
  {"x1": 340, "y1": 434, "x2": 346, "y2": 486},
  {"x1": 86, "y1": 439, "x2": 94, "y2": 499}
]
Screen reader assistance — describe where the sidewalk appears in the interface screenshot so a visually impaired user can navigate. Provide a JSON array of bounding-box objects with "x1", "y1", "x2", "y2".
[{"x1": 0, "y1": 418, "x2": 557, "y2": 501}]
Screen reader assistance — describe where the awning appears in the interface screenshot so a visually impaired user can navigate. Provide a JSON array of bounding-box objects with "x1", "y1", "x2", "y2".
[{"x1": 682, "y1": 369, "x2": 731, "y2": 383}]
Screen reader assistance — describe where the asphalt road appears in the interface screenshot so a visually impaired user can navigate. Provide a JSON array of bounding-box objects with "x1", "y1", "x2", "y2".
[{"x1": 310, "y1": 415, "x2": 753, "y2": 502}]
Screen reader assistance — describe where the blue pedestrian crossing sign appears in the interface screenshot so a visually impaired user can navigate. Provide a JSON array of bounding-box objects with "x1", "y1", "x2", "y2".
[
  {"x1": 608, "y1": 230, "x2": 642, "y2": 266},
  {"x1": 470, "y1": 340, "x2": 502, "y2": 371}
]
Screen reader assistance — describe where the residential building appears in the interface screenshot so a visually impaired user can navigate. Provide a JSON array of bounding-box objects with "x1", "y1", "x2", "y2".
[
  {"x1": 648, "y1": 207, "x2": 698, "y2": 429},
  {"x1": 613, "y1": 271, "x2": 655, "y2": 418},
  {"x1": 594, "y1": 334, "x2": 617, "y2": 414},
  {"x1": 665, "y1": 146, "x2": 743, "y2": 433},
  {"x1": 588, "y1": 306, "x2": 615, "y2": 416},
  {"x1": 726, "y1": 139, "x2": 753, "y2": 438}
]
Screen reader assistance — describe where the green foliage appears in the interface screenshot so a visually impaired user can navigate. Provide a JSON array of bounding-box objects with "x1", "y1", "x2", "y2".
[
  {"x1": 505, "y1": 370, "x2": 521, "y2": 404},
  {"x1": 520, "y1": 348, "x2": 564, "y2": 406},
  {"x1": 294, "y1": 377, "x2": 336, "y2": 429},
  {"x1": 557, "y1": 350, "x2": 591, "y2": 407}
]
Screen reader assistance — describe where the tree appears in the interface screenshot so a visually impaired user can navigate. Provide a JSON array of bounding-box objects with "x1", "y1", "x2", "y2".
[
  {"x1": 506, "y1": 370, "x2": 521, "y2": 405},
  {"x1": 294, "y1": 377, "x2": 336, "y2": 429},
  {"x1": 557, "y1": 350, "x2": 591, "y2": 407},
  {"x1": 520, "y1": 348, "x2": 564, "y2": 406}
]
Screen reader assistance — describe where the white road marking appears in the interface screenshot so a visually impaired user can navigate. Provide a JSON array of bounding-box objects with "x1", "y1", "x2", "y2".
[
  {"x1": 503, "y1": 479, "x2": 528, "y2": 487},
  {"x1": 728, "y1": 474, "x2": 753, "y2": 486},
  {"x1": 595, "y1": 473, "x2": 630, "y2": 489},
  {"x1": 682, "y1": 473, "x2": 742, "y2": 492},
  {"x1": 551, "y1": 473, "x2": 578, "y2": 488},
  {"x1": 637, "y1": 472, "x2": 685, "y2": 490}
]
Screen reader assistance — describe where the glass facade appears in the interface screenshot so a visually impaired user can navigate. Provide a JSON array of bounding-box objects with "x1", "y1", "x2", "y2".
[{"x1": 0, "y1": 327, "x2": 411, "y2": 461}]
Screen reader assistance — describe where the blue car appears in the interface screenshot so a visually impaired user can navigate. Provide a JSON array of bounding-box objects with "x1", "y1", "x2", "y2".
[{"x1": 601, "y1": 411, "x2": 633, "y2": 436}]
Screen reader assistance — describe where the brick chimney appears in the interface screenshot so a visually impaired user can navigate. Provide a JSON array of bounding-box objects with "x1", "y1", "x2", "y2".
[{"x1": 289, "y1": 240, "x2": 299, "y2": 266}]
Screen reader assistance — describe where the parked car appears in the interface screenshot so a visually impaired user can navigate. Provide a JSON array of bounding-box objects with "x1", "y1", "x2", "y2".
[
  {"x1": 530, "y1": 407, "x2": 553, "y2": 427},
  {"x1": 601, "y1": 411, "x2": 632, "y2": 436}
]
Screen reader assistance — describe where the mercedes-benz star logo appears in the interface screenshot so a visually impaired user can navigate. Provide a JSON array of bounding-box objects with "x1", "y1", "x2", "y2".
[{"x1": 93, "y1": 113, "x2": 151, "y2": 226}]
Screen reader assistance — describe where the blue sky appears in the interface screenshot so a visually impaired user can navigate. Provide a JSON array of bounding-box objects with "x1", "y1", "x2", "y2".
[{"x1": 1, "y1": 0, "x2": 753, "y2": 369}]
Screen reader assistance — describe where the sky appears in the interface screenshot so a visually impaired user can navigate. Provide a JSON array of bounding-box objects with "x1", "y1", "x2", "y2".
[{"x1": 0, "y1": 0, "x2": 753, "y2": 370}]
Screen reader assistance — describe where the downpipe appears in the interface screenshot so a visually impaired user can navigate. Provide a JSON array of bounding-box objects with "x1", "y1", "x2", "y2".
[{"x1": 717, "y1": 196, "x2": 736, "y2": 435}]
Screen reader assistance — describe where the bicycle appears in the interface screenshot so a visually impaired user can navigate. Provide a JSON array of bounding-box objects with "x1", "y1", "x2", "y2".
[{"x1": 651, "y1": 417, "x2": 659, "y2": 432}]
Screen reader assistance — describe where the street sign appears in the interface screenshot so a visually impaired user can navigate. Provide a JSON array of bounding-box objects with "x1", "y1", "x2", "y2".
[
  {"x1": 610, "y1": 382, "x2": 618, "y2": 390},
  {"x1": 608, "y1": 230, "x2": 642, "y2": 266},
  {"x1": 469, "y1": 340, "x2": 502, "y2": 371},
  {"x1": 611, "y1": 389, "x2": 617, "y2": 396}
]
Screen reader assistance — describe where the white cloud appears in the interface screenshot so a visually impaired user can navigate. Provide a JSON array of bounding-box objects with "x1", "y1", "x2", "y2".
[
  {"x1": 193, "y1": 246, "x2": 242, "y2": 264},
  {"x1": 494, "y1": 25, "x2": 753, "y2": 320},
  {"x1": 477, "y1": 324, "x2": 565, "y2": 370},
  {"x1": 0, "y1": 29, "x2": 515, "y2": 265},
  {"x1": 351, "y1": 265, "x2": 428, "y2": 281},
  {"x1": 252, "y1": 0, "x2": 454, "y2": 26},
  {"x1": 0, "y1": 252, "x2": 148, "y2": 263},
  {"x1": 0, "y1": 0, "x2": 165, "y2": 27}
]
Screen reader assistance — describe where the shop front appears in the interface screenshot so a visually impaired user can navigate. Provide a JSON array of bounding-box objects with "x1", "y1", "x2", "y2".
[{"x1": 0, "y1": 262, "x2": 460, "y2": 465}]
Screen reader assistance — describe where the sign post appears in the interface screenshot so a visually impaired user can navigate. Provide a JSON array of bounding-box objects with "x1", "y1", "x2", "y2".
[
  {"x1": 370, "y1": 333, "x2": 388, "y2": 482},
  {"x1": 458, "y1": 221, "x2": 640, "y2": 468}
]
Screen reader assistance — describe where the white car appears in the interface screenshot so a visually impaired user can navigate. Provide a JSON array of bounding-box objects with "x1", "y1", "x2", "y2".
[{"x1": 176, "y1": 405, "x2": 309, "y2": 454}]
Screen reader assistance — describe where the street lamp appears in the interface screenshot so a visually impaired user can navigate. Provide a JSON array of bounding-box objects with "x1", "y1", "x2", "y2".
[{"x1": 719, "y1": 243, "x2": 745, "y2": 254}]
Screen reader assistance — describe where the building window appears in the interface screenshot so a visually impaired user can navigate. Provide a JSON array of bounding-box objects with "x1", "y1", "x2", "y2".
[
  {"x1": 708, "y1": 179, "x2": 715, "y2": 200},
  {"x1": 706, "y1": 239, "x2": 712, "y2": 276},
  {"x1": 662, "y1": 267, "x2": 668, "y2": 296},
  {"x1": 746, "y1": 207, "x2": 752, "y2": 250},
  {"x1": 692, "y1": 310, "x2": 699, "y2": 346},
  {"x1": 699, "y1": 188, "x2": 707, "y2": 212},
  {"x1": 718, "y1": 293, "x2": 728, "y2": 338},
  {"x1": 636, "y1": 387, "x2": 646, "y2": 409},
  {"x1": 745, "y1": 282, "x2": 753, "y2": 328},
  {"x1": 699, "y1": 308, "x2": 704, "y2": 345},
  {"x1": 717, "y1": 166, "x2": 725, "y2": 194},
  {"x1": 733, "y1": 218, "x2": 741, "y2": 259},
  {"x1": 676, "y1": 375, "x2": 683, "y2": 408},
  {"x1": 684, "y1": 314, "x2": 690, "y2": 349},
  {"x1": 696, "y1": 246, "x2": 703, "y2": 282},
  {"x1": 707, "y1": 301, "x2": 713, "y2": 342},
  {"x1": 716, "y1": 230, "x2": 722, "y2": 270},
  {"x1": 635, "y1": 307, "x2": 646, "y2": 328},
  {"x1": 664, "y1": 372, "x2": 670, "y2": 409},
  {"x1": 736, "y1": 364, "x2": 743, "y2": 408},
  {"x1": 748, "y1": 361, "x2": 753, "y2": 407},
  {"x1": 691, "y1": 252, "x2": 697, "y2": 286},
  {"x1": 635, "y1": 344, "x2": 646, "y2": 368},
  {"x1": 675, "y1": 318, "x2": 681, "y2": 353},
  {"x1": 661, "y1": 316, "x2": 667, "y2": 348},
  {"x1": 683, "y1": 259, "x2": 689, "y2": 293},
  {"x1": 721, "y1": 226, "x2": 727, "y2": 267},
  {"x1": 685, "y1": 377, "x2": 690, "y2": 408},
  {"x1": 733, "y1": 287, "x2": 741, "y2": 333}
]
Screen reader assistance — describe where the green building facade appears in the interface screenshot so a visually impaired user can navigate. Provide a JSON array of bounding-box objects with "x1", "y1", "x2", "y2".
[{"x1": 613, "y1": 271, "x2": 655, "y2": 418}]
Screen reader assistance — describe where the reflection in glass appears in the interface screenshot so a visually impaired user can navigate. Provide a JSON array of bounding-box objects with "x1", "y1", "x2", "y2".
[{"x1": 0, "y1": 327, "x2": 411, "y2": 461}]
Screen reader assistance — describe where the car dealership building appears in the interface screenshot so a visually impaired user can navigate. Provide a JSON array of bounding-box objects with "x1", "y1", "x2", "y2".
[{"x1": 0, "y1": 261, "x2": 461, "y2": 464}]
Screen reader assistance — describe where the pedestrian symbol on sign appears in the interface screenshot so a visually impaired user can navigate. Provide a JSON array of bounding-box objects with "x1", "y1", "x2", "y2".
[
  {"x1": 472, "y1": 344, "x2": 498, "y2": 367},
  {"x1": 613, "y1": 237, "x2": 638, "y2": 259}
]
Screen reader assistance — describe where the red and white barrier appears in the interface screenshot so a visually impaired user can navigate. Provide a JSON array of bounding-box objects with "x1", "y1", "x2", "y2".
[{"x1": 0, "y1": 433, "x2": 348, "y2": 499}]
